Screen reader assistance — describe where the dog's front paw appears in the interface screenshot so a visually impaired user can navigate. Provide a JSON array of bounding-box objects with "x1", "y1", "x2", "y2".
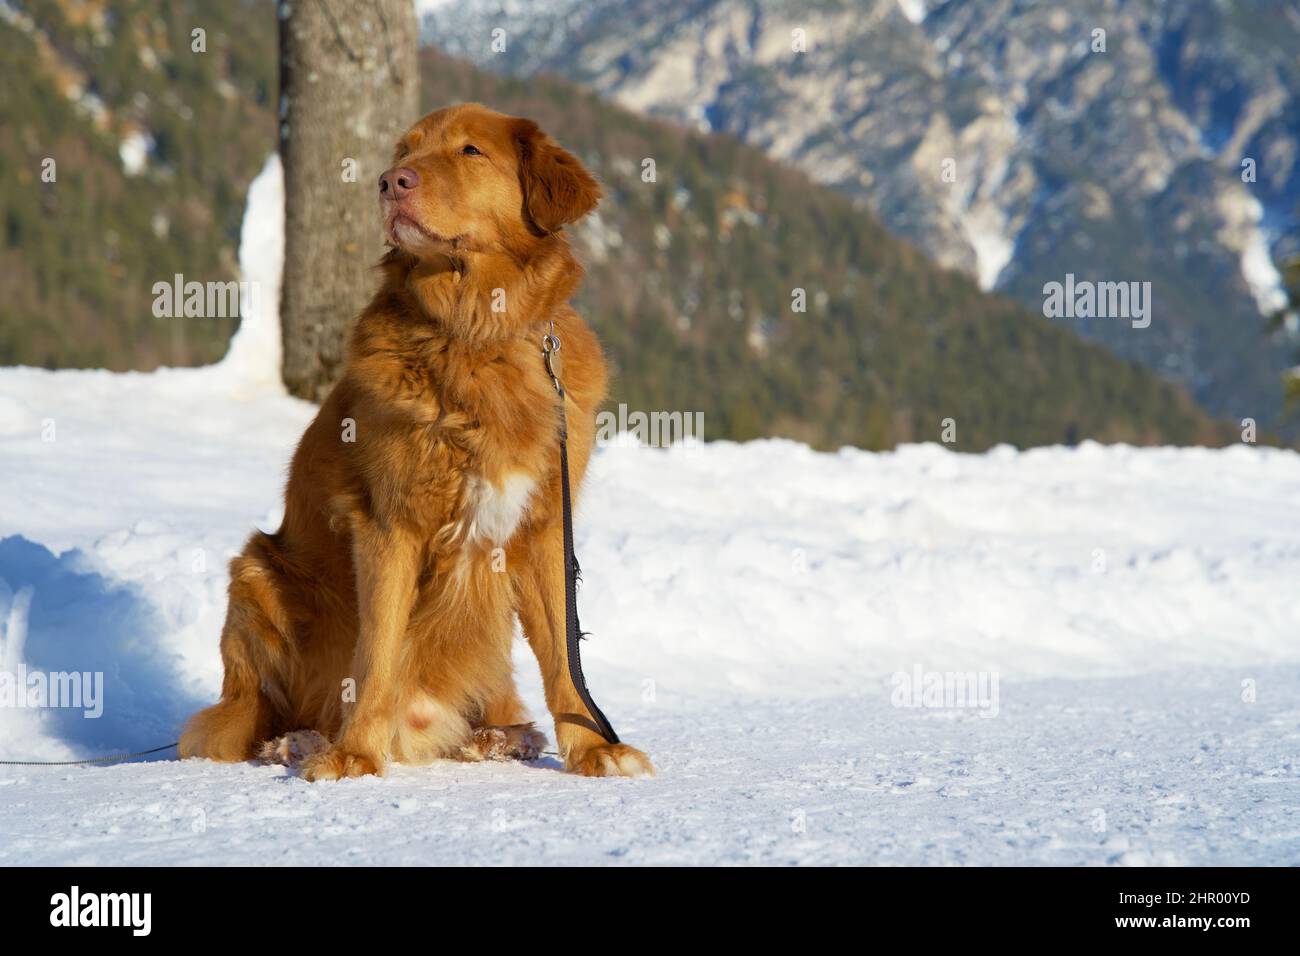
[
  {"x1": 568, "y1": 742, "x2": 655, "y2": 778},
  {"x1": 300, "y1": 747, "x2": 383, "y2": 782}
]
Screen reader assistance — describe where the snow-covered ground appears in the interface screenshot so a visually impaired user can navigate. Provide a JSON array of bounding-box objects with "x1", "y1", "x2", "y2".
[{"x1": 1, "y1": 157, "x2": 1299, "y2": 865}]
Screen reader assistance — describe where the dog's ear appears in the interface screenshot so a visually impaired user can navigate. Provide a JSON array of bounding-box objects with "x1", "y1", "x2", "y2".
[{"x1": 513, "y1": 119, "x2": 601, "y2": 234}]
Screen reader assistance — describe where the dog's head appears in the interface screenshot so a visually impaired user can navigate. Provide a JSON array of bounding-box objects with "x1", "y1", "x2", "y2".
[{"x1": 379, "y1": 104, "x2": 601, "y2": 259}]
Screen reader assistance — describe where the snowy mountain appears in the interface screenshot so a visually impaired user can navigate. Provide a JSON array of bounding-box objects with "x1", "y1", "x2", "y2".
[
  {"x1": 417, "y1": 0, "x2": 1300, "y2": 433},
  {"x1": 2, "y1": 155, "x2": 1299, "y2": 864}
]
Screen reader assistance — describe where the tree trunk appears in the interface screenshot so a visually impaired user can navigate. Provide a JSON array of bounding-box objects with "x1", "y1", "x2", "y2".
[{"x1": 279, "y1": 0, "x2": 418, "y2": 401}]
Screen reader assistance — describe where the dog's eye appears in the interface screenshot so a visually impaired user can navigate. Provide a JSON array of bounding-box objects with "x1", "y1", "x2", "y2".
[{"x1": 461, "y1": 144, "x2": 483, "y2": 156}]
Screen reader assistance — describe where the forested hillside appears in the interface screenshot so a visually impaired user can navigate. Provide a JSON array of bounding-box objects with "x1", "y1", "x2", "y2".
[
  {"x1": 0, "y1": 0, "x2": 275, "y2": 368},
  {"x1": 0, "y1": 0, "x2": 1233, "y2": 449}
]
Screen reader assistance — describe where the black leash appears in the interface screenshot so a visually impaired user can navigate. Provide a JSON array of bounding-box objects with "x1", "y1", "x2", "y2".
[
  {"x1": 0, "y1": 742, "x2": 178, "y2": 767},
  {"x1": 543, "y1": 329, "x2": 620, "y2": 744}
]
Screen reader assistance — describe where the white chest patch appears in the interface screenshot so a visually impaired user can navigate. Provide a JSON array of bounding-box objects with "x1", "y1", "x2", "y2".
[{"x1": 463, "y1": 472, "x2": 537, "y2": 547}]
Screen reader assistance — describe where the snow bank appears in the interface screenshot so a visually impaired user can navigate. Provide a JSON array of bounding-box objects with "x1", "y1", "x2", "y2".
[
  {"x1": 217, "y1": 153, "x2": 286, "y2": 392},
  {"x1": 2, "y1": 367, "x2": 1299, "y2": 760}
]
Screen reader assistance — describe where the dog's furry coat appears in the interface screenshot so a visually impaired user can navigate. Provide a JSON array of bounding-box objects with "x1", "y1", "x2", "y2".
[{"x1": 179, "y1": 105, "x2": 653, "y2": 780}]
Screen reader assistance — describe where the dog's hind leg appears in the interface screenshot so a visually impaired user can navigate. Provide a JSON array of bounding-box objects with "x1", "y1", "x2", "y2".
[
  {"x1": 460, "y1": 723, "x2": 547, "y2": 762},
  {"x1": 258, "y1": 729, "x2": 331, "y2": 766},
  {"x1": 460, "y1": 679, "x2": 547, "y2": 761},
  {"x1": 179, "y1": 544, "x2": 297, "y2": 762}
]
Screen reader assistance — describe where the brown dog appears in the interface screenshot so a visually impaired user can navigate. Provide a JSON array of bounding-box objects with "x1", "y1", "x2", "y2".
[{"x1": 179, "y1": 104, "x2": 653, "y2": 780}]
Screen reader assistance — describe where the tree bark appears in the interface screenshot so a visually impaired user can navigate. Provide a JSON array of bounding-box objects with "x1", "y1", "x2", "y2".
[{"x1": 279, "y1": 0, "x2": 418, "y2": 401}]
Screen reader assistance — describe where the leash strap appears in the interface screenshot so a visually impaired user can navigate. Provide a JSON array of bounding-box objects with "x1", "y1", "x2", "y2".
[
  {"x1": 0, "y1": 742, "x2": 178, "y2": 766},
  {"x1": 543, "y1": 331, "x2": 620, "y2": 745}
]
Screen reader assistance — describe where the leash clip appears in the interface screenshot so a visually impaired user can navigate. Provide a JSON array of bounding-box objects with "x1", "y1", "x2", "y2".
[{"x1": 542, "y1": 325, "x2": 562, "y2": 394}]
